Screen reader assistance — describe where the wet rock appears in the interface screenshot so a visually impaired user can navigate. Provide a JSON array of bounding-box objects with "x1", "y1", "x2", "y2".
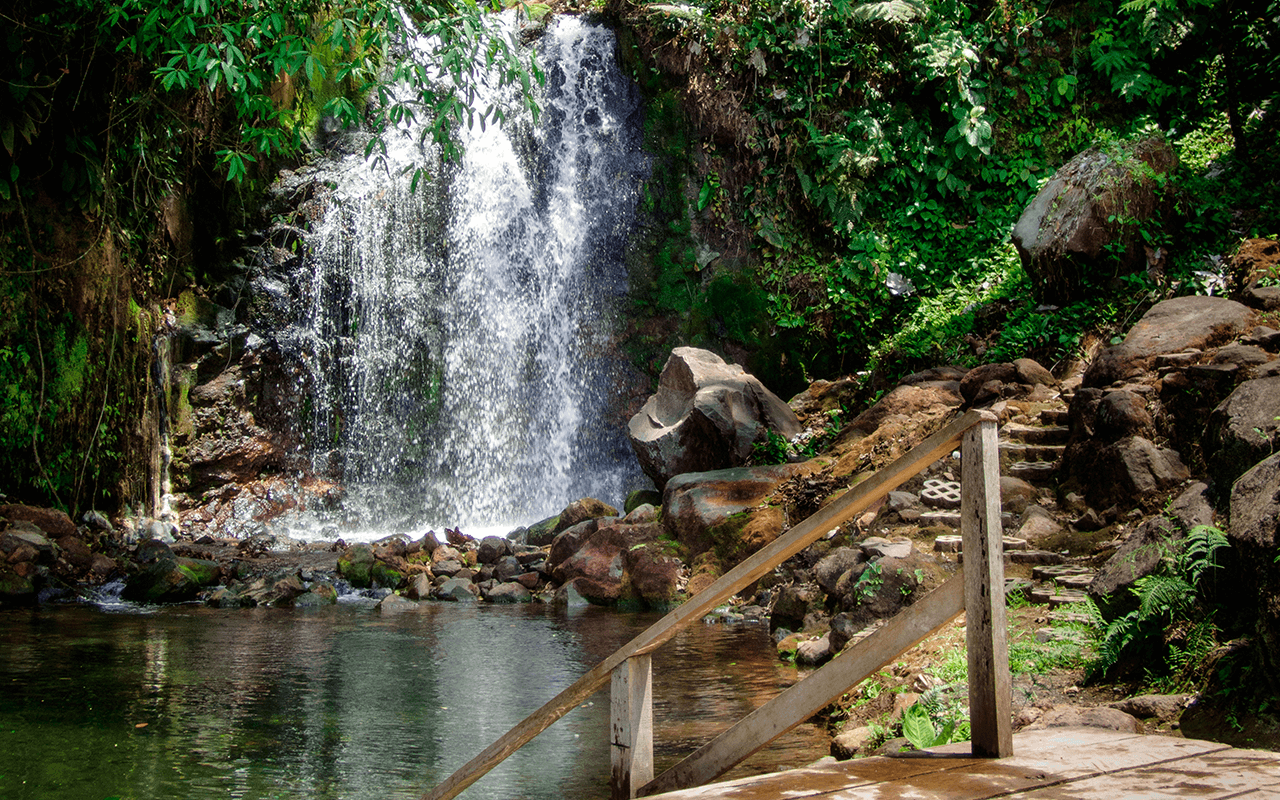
[
  {"x1": 1203, "y1": 376, "x2": 1280, "y2": 487},
  {"x1": 1084, "y1": 296, "x2": 1254, "y2": 387},
  {"x1": 1012, "y1": 138, "x2": 1176, "y2": 303},
  {"x1": 524, "y1": 515, "x2": 560, "y2": 547},
  {"x1": 552, "y1": 521, "x2": 661, "y2": 605},
  {"x1": 549, "y1": 519, "x2": 599, "y2": 569},
  {"x1": 477, "y1": 536, "x2": 511, "y2": 565},
  {"x1": 552, "y1": 578, "x2": 592, "y2": 608},
  {"x1": 435, "y1": 577, "x2": 480, "y2": 602},
  {"x1": 404, "y1": 573, "x2": 435, "y2": 600},
  {"x1": 377, "y1": 593, "x2": 419, "y2": 613},
  {"x1": 771, "y1": 584, "x2": 820, "y2": 632},
  {"x1": 628, "y1": 347, "x2": 801, "y2": 488},
  {"x1": 370, "y1": 561, "x2": 404, "y2": 590},
  {"x1": 124, "y1": 556, "x2": 221, "y2": 603},
  {"x1": 337, "y1": 543, "x2": 376, "y2": 588},
  {"x1": 795, "y1": 632, "x2": 833, "y2": 666},
  {"x1": 485, "y1": 582, "x2": 532, "y2": 603},
  {"x1": 624, "y1": 490, "x2": 663, "y2": 514}
]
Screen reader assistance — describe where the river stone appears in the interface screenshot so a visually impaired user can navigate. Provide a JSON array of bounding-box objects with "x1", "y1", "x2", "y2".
[
  {"x1": 628, "y1": 347, "x2": 801, "y2": 488},
  {"x1": 377, "y1": 593, "x2": 419, "y2": 613},
  {"x1": 795, "y1": 632, "x2": 833, "y2": 666},
  {"x1": 124, "y1": 556, "x2": 221, "y2": 603},
  {"x1": 404, "y1": 573, "x2": 435, "y2": 600},
  {"x1": 524, "y1": 515, "x2": 560, "y2": 547},
  {"x1": 435, "y1": 578, "x2": 480, "y2": 602},
  {"x1": 493, "y1": 555, "x2": 523, "y2": 582},
  {"x1": 549, "y1": 518, "x2": 599, "y2": 569},
  {"x1": 552, "y1": 577, "x2": 592, "y2": 608},
  {"x1": 486, "y1": 582, "x2": 532, "y2": 603},
  {"x1": 552, "y1": 521, "x2": 660, "y2": 605},
  {"x1": 831, "y1": 726, "x2": 875, "y2": 760},
  {"x1": 370, "y1": 561, "x2": 404, "y2": 590},
  {"x1": 1012, "y1": 138, "x2": 1176, "y2": 302},
  {"x1": 476, "y1": 536, "x2": 510, "y2": 565},
  {"x1": 338, "y1": 543, "x2": 376, "y2": 588},
  {"x1": 1089, "y1": 482, "x2": 1213, "y2": 618},
  {"x1": 1084, "y1": 296, "x2": 1255, "y2": 387},
  {"x1": 1203, "y1": 376, "x2": 1280, "y2": 487}
]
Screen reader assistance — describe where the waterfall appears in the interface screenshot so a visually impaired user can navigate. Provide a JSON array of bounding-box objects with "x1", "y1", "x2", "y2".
[{"x1": 294, "y1": 16, "x2": 649, "y2": 537}]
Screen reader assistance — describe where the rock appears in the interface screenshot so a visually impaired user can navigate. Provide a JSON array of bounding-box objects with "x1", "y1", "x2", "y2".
[
  {"x1": 771, "y1": 584, "x2": 820, "y2": 632},
  {"x1": 622, "y1": 542, "x2": 684, "y2": 609},
  {"x1": 370, "y1": 561, "x2": 404, "y2": 590},
  {"x1": 1110, "y1": 694, "x2": 1189, "y2": 723},
  {"x1": 0, "y1": 564, "x2": 38, "y2": 603},
  {"x1": 628, "y1": 347, "x2": 802, "y2": 488},
  {"x1": 1022, "y1": 705, "x2": 1143, "y2": 733},
  {"x1": 831, "y1": 726, "x2": 875, "y2": 760},
  {"x1": 552, "y1": 578, "x2": 593, "y2": 608},
  {"x1": 1000, "y1": 476, "x2": 1037, "y2": 514},
  {"x1": 56, "y1": 536, "x2": 96, "y2": 573},
  {"x1": 1, "y1": 529, "x2": 56, "y2": 562},
  {"x1": 1094, "y1": 390, "x2": 1154, "y2": 439},
  {"x1": 1084, "y1": 296, "x2": 1255, "y2": 387},
  {"x1": 0, "y1": 504, "x2": 76, "y2": 538},
  {"x1": 486, "y1": 582, "x2": 532, "y2": 603},
  {"x1": 493, "y1": 555, "x2": 523, "y2": 582},
  {"x1": 1090, "y1": 482, "x2": 1213, "y2": 617},
  {"x1": 123, "y1": 556, "x2": 221, "y2": 603},
  {"x1": 552, "y1": 521, "x2": 660, "y2": 605},
  {"x1": 815, "y1": 548, "x2": 864, "y2": 595},
  {"x1": 662, "y1": 463, "x2": 812, "y2": 559},
  {"x1": 859, "y1": 537, "x2": 913, "y2": 560},
  {"x1": 554, "y1": 497, "x2": 620, "y2": 534},
  {"x1": 242, "y1": 571, "x2": 305, "y2": 607},
  {"x1": 82, "y1": 510, "x2": 112, "y2": 532},
  {"x1": 623, "y1": 504, "x2": 658, "y2": 525},
  {"x1": 835, "y1": 552, "x2": 942, "y2": 628},
  {"x1": 524, "y1": 515, "x2": 560, "y2": 547},
  {"x1": 1203, "y1": 376, "x2": 1280, "y2": 487},
  {"x1": 404, "y1": 573, "x2": 435, "y2": 600},
  {"x1": 828, "y1": 613, "x2": 866, "y2": 652},
  {"x1": 1012, "y1": 138, "x2": 1176, "y2": 302},
  {"x1": 435, "y1": 577, "x2": 480, "y2": 602},
  {"x1": 1014, "y1": 358, "x2": 1057, "y2": 387},
  {"x1": 960, "y1": 363, "x2": 1019, "y2": 405},
  {"x1": 337, "y1": 543, "x2": 376, "y2": 588},
  {"x1": 1227, "y1": 453, "x2": 1280, "y2": 687},
  {"x1": 549, "y1": 519, "x2": 599, "y2": 570},
  {"x1": 795, "y1": 633, "x2": 833, "y2": 666},
  {"x1": 377, "y1": 593, "x2": 419, "y2": 613},
  {"x1": 844, "y1": 382, "x2": 963, "y2": 439},
  {"x1": 1061, "y1": 436, "x2": 1190, "y2": 510},
  {"x1": 477, "y1": 535, "x2": 511, "y2": 565},
  {"x1": 624, "y1": 490, "x2": 663, "y2": 514},
  {"x1": 1016, "y1": 506, "x2": 1065, "y2": 548},
  {"x1": 1228, "y1": 238, "x2": 1280, "y2": 295}
]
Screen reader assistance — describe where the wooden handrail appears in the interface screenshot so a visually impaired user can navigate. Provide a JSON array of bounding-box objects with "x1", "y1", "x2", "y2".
[{"x1": 419, "y1": 408, "x2": 1000, "y2": 800}]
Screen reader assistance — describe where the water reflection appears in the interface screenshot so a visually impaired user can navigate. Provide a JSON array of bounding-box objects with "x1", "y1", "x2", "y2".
[{"x1": 0, "y1": 603, "x2": 826, "y2": 799}]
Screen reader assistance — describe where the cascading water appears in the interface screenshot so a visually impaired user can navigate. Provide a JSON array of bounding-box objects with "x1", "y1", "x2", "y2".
[{"x1": 294, "y1": 16, "x2": 649, "y2": 537}]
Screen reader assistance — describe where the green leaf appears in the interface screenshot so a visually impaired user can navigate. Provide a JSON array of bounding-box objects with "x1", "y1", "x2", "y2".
[
  {"x1": 697, "y1": 177, "x2": 713, "y2": 211},
  {"x1": 901, "y1": 703, "x2": 937, "y2": 750}
]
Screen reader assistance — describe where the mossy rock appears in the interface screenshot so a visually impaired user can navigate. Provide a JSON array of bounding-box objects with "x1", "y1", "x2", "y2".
[
  {"x1": 525, "y1": 515, "x2": 560, "y2": 547},
  {"x1": 338, "y1": 544, "x2": 376, "y2": 588},
  {"x1": 625, "y1": 490, "x2": 663, "y2": 514},
  {"x1": 370, "y1": 562, "x2": 404, "y2": 590}
]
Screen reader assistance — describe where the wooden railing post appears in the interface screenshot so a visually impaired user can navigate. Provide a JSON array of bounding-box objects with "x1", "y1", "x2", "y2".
[
  {"x1": 960, "y1": 412, "x2": 1013, "y2": 757},
  {"x1": 611, "y1": 654, "x2": 653, "y2": 799}
]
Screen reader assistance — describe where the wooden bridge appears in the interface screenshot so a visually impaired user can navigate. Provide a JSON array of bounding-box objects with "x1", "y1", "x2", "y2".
[{"x1": 420, "y1": 408, "x2": 1014, "y2": 800}]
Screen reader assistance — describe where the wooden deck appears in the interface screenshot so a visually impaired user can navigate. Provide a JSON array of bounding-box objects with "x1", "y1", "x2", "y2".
[{"x1": 643, "y1": 727, "x2": 1280, "y2": 799}]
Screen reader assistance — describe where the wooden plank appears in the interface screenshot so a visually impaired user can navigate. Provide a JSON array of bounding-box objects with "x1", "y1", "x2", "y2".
[
  {"x1": 611, "y1": 654, "x2": 654, "y2": 799},
  {"x1": 639, "y1": 572, "x2": 967, "y2": 797},
  {"x1": 961, "y1": 417, "x2": 1012, "y2": 758},
  {"x1": 419, "y1": 409, "x2": 989, "y2": 800}
]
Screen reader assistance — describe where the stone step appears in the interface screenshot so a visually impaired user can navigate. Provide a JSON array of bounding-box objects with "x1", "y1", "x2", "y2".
[
  {"x1": 1007, "y1": 460, "x2": 1059, "y2": 482},
  {"x1": 934, "y1": 535, "x2": 1029, "y2": 553},
  {"x1": 1032, "y1": 564, "x2": 1092, "y2": 581},
  {"x1": 1038, "y1": 408, "x2": 1070, "y2": 426},
  {"x1": 1054, "y1": 573, "x2": 1095, "y2": 590},
  {"x1": 999, "y1": 442, "x2": 1065, "y2": 466},
  {"x1": 918, "y1": 510, "x2": 1017, "y2": 529},
  {"x1": 959, "y1": 548, "x2": 1063, "y2": 565},
  {"x1": 1001, "y1": 423, "x2": 1070, "y2": 446}
]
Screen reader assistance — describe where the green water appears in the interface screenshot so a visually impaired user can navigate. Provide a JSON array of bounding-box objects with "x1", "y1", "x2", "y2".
[{"x1": 0, "y1": 600, "x2": 825, "y2": 799}]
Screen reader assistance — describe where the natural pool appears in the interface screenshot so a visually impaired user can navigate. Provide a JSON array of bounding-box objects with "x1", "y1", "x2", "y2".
[{"x1": 0, "y1": 598, "x2": 827, "y2": 799}]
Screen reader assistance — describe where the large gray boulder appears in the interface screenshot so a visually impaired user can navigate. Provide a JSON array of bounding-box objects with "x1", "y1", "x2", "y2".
[
  {"x1": 1012, "y1": 137, "x2": 1176, "y2": 303},
  {"x1": 1060, "y1": 435, "x2": 1190, "y2": 510},
  {"x1": 1083, "y1": 296, "x2": 1254, "y2": 387},
  {"x1": 1203, "y1": 376, "x2": 1280, "y2": 488},
  {"x1": 1228, "y1": 453, "x2": 1280, "y2": 692},
  {"x1": 628, "y1": 348, "x2": 801, "y2": 488}
]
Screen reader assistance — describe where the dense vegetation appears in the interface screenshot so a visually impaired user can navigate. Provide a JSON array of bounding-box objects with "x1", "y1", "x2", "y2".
[{"x1": 1, "y1": 0, "x2": 1278, "y2": 513}]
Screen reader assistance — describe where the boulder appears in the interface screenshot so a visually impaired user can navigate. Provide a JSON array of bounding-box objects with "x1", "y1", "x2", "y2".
[
  {"x1": 1227, "y1": 453, "x2": 1280, "y2": 689},
  {"x1": 1012, "y1": 138, "x2": 1176, "y2": 302},
  {"x1": 1203, "y1": 376, "x2": 1280, "y2": 487},
  {"x1": 554, "y1": 497, "x2": 619, "y2": 534},
  {"x1": 123, "y1": 556, "x2": 221, "y2": 603},
  {"x1": 662, "y1": 463, "x2": 812, "y2": 559},
  {"x1": 1084, "y1": 296, "x2": 1254, "y2": 387},
  {"x1": 831, "y1": 725, "x2": 875, "y2": 760},
  {"x1": 552, "y1": 578, "x2": 594, "y2": 608},
  {"x1": 549, "y1": 519, "x2": 599, "y2": 570},
  {"x1": 628, "y1": 347, "x2": 801, "y2": 487},
  {"x1": 1110, "y1": 694, "x2": 1189, "y2": 723},
  {"x1": 435, "y1": 577, "x2": 480, "y2": 602},
  {"x1": 622, "y1": 543, "x2": 684, "y2": 608},
  {"x1": 0, "y1": 504, "x2": 76, "y2": 538},
  {"x1": 377, "y1": 593, "x2": 419, "y2": 613},
  {"x1": 1060, "y1": 436, "x2": 1190, "y2": 510},
  {"x1": 552, "y1": 521, "x2": 662, "y2": 605},
  {"x1": 476, "y1": 536, "x2": 511, "y2": 564},
  {"x1": 795, "y1": 632, "x2": 834, "y2": 666},
  {"x1": 485, "y1": 582, "x2": 532, "y2": 603},
  {"x1": 1022, "y1": 705, "x2": 1143, "y2": 733},
  {"x1": 1000, "y1": 477, "x2": 1037, "y2": 514},
  {"x1": 524, "y1": 515, "x2": 560, "y2": 547},
  {"x1": 1015, "y1": 506, "x2": 1065, "y2": 548},
  {"x1": 815, "y1": 547, "x2": 865, "y2": 596}
]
